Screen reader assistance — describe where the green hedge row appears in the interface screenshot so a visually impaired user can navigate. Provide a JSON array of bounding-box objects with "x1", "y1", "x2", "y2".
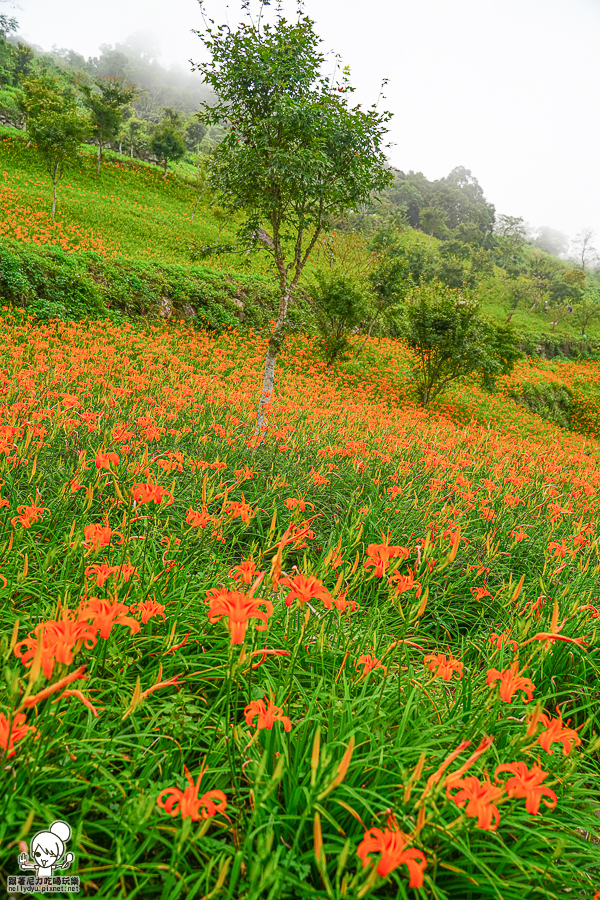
[
  {"x1": 0, "y1": 239, "x2": 313, "y2": 334},
  {"x1": 518, "y1": 330, "x2": 600, "y2": 361},
  {"x1": 505, "y1": 380, "x2": 574, "y2": 431}
]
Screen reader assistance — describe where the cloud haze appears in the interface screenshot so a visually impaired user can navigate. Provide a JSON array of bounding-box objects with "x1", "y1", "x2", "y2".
[{"x1": 12, "y1": 0, "x2": 600, "y2": 251}]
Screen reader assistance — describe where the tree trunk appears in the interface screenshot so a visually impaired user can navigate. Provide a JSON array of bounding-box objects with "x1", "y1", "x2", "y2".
[
  {"x1": 255, "y1": 286, "x2": 291, "y2": 439},
  {"x1": 355, "y1": 314, "x2": 379, "y2": 356},
  {"x1": 130, "y1": 142, "x2": 134, "y2": 159},
  {"x1": 163, "y1": 159, "x2": 168, "y2": 180},
  {"x1": 96, "y1": 143, "x2": 102, "y2": 176},
  {"x1": 119, "y1": 141, "x2": 122, "y2": 157},
  {"x1": 191, "y1": 182, "x2": 208, "y2": 223},
  {"x1": 51, "y1": 163, "x2": 59, "y2": 221}
]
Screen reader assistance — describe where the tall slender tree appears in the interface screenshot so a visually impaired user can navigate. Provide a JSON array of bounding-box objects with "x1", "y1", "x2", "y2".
[
  {"x1": 149, "y1": 108, "x2": 186, "y2": 179},
  {"x1": 79, "y1": 76, "x2": 138, "y2": 175},
  {"x1": 18, "y1": 73, "x2": 90, "y2": 220},
  {"x1": 192, "y1": 0, "x2": 393, "y2": 439}
]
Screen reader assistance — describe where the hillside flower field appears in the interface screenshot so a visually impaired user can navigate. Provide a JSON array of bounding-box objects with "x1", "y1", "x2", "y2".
[
  {"x1": 0, "y1": 309, "x2": 599, "y2": 899},
  {"x1": 0, "y1": 133, "x2": 247, "y2": 269}
]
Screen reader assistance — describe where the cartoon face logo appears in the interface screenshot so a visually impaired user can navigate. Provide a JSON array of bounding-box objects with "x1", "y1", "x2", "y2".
[{"x1": 18, "y1": 820, "x2": 74, "y2": 878}]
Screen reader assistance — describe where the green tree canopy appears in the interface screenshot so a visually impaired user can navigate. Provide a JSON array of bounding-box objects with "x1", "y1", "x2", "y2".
[
  {"x1": 18, "y1": 73, "x2": 90, "y2": 219},
  {"x1": 79, "y1": 75, "x2": 138, "y2": 174},
  {"x1": 149, "y1": 107, "x2": 186, "y2": 179},
  {"x1": 307, "y1": 268, "x2": 370, "y2": 367},
  {"x1": 400, "y1": 280, "x2": 520, "y2": 407}
]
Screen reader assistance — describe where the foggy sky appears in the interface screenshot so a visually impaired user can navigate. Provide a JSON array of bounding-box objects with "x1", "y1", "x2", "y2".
[{"x1": 10, "y1": 0, "x2": 600, "y2": 255}]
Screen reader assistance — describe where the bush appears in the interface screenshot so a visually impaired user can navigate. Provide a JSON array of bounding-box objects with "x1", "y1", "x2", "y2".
[
  {"x1": 0, "y1": 239, "x2": 309, "y2": 332},
  {"x1": 399, "y1": 280, "x2": 520, "y2": 406},
  {"x1": 306, "y1": 269, "x2": 370, "y2": 366},
  {"x1": 518, "y1": 331, "x2": 600, "y2": 360},
  {"x1": 0, "y1": 242, "x2": 106, "y2": 321},
  {"x1": 507, "y1": 380, "x2": 574, "y2": 431}
]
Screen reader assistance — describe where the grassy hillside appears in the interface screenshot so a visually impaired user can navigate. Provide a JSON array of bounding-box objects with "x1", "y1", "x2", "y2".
[
  {"x1": 0, "y1": 312, "x2": 598, "y2": 898},
  {"x1": 2, "y1": 124, "x2": 600, "y2": 349},
  {"x1": 0, "y1": 127, "x2": 243, "y2": 268},
  {"x1": 0, "y1": 126, "x2": 599, "y2": 898}
]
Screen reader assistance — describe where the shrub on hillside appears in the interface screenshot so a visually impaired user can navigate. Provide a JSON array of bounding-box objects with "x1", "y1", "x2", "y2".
[
  {"x1": 507, "y1": 380, "x2": 574, "y2": 431},
  {"x1": 306, "y1": 269, "x2": 370, "y2": 366},
  {"x1": 0, "y1": 242, "x2": 106, "y2": 320},
  {"x1": 399, "y1": 280, "x2": 520, "y2": 406}
]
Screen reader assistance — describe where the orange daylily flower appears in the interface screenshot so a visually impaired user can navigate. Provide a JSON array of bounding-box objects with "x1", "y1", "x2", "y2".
[
  {"x1": 0, "y1": 712, "x2": 37, "y2": 758},
  {"x1": 115, "y1": 561, "x2": 138, "y2": 583},
  {"x1": 95, "y1": 451, "x2": 119, "y2": 470},
  {"x1": 522, "y1": 594, "x2": 547, "y2": 621},
  {"x1": 206, "y1": 588, "x2": 273, "y2": 644},
  {"x1": 547, "y1": 540, "x2": 568, "y2": 559},
  {"x1": 330, "y1": 591, "x2": 360, "y2": 614},
  {"x1": 357, "y1": 820, "x2": 427, "y2": 885},
  {"x1": 446, "y1": 775, "x2": 504, "y2": 830},
  {"x1": 529, "y1": 710, "x2": 582, "y2": 756},
  {"x1": 186, "y1": 507, "x2": 211, "y2": 528},
  {"x1": 134, "y1": 599, "x2": 167, "y2": 624},
  {"x1": 330, "y1": 552, "x2": 347, "y2": 569},
  {"x1": 85, "y1": 561, "x2": 118, "y2": 588},
  {"x1": 424, "y1": 651, "x2": 463, "y2": 681},
  {"x1": 229, "y1": 559, "x2": 262, "y2": 585},
  {"x1": 78, "y1": 597, "x2": 141, "y2": 640},
  {"x1": 486, "y1": 661, "x2": 535, "y2": 703},
  {"x1": 132, "y1": 482, "x2": 174, "y2": 505},
  {"x1": 157, "y1": 763, "x2": 227, "y2": 822},
  {"x1": 82, "y1": 523, "x2": 124, "y2": 551},
  {"x1": 495, "y1": 761, "x2": 557, "y2": 815},
  {"x1": 471, "y1": 586, "x2": 492, "y2": 602},
  {"x1": 356, "y1": 654, "x2": 387, "y2": 677},
  {"x1": 388, "y1": 569, "x2": 422, "y2": 597},
  {"x1": 489, "y1": 630, "x2": 518, "y2": 651},
  {"x1": 11, "y1": 500, "x2": 49, "y2": 529},
  {"x1": 284, "y1": 496, "x2": 313, "y2": 512},
  {"x1": 14, "y1": 616, "x2": 97, "y2": 679},
  {"x1": 364, "y1": 531, "x2": 408, "y2": 577},
  {"x1": 224, "y1": 494, "x2": 255, "y2": 522},
  {"x1": 279, "y1": 573, "x2": 333, "y2": 609},
  {"x1": 244, "y1": 694, "x2": 291, "y2": 732}
]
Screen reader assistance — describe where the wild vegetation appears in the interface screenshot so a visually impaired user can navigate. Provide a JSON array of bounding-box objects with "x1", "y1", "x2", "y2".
[
  {"x1": 0, "y1": 3, "x2": 599, "y2": 898},
  {"x1": 0, "y1": 312, "x2": 599, "y2": 899}
]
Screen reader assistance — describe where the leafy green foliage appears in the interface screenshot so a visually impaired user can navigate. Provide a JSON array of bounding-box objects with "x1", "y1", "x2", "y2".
[
  {"x1": 79, "y1": 75, "x2": 138, "y2": 174},
  {"x1": 356, "y1": 165, "x2": 496, "y2": 248},
  {"x1": 400, "y1": 281, "x2": 519, "y2": 406},
  {"x1": 306, "y1": 268, "x2": 370, "y2": 365},
  {"x1": 0, "y1": 238, "x2": 292, "y2": 330},
  {"x1": 192, "y1": 1, "x2": 394, "y2": 434},
  {"x1": 18, "y1": 73, "x2": 91, "y2": 218},
  {"x1": 479, "y1": 321, "x2": 523, "y2": 391},
  {"x1": 193, "y1": 8, "x2": 392, "y2": 270},
  {"x1": 149, "y1": 108, "x2": 187, "y2": 178},
  {"x1": 507, "y1": 379, "x2": 574, "y2": 431}
]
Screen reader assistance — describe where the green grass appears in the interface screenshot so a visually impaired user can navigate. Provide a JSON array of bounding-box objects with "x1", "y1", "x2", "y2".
[
  {"x1": 0, "y1": 127, "x2": 252, "y2": 269},
  {"x1": 0, "y1": 313, "x2": 598, "y2": 899}
]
